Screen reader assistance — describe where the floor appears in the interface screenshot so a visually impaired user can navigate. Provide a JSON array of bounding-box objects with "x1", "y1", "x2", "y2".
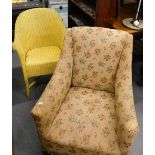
[{"x1": 12, "y1": 51, "x2": 143, "y2": 155}]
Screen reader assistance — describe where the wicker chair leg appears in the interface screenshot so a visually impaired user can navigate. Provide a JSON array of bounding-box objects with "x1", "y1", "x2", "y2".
[
  {"x1": 25, "y1": 79, "x2": 30, "y2": 97},
  {"x1": 22, "y1": 67, "x2": 30, "y2": 97}
]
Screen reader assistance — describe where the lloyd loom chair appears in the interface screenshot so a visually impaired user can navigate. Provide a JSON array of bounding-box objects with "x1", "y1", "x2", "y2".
[
  {"x1": 13, "y1": 8, "x2": 65, "y2": 97},
  {"x1": 32, "y1": 27, "x2": 139, "y2": 155}
]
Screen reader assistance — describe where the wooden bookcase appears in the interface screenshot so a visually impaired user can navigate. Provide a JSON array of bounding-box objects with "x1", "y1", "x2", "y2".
[{"x1": 68, "y1": 0, "x2": 118, "y2": 28}]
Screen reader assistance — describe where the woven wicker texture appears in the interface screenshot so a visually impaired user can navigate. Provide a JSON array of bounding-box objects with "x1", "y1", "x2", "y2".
[
  {"x1": 13, "y1": 8, "x2": 65, "y2": 96},
  {"x1": 26, "y1": 46, "x2": 61, "y2": 77}
]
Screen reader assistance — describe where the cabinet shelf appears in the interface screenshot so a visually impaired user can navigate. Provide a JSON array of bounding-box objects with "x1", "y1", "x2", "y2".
[
  {"x1": 69, "y1": 15, "x2": 85, "y2": 26},
  {"x1": 69, "y1": 0, "x2": 118, "y2": 28},
  {"x1": 70, "y1": 0, "x2": 95, "y2": 20}
]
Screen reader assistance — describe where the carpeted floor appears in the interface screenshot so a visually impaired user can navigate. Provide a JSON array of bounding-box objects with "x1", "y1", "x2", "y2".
[{"x1": 12, "y1": 51, "x2": 143, "y2": 155}]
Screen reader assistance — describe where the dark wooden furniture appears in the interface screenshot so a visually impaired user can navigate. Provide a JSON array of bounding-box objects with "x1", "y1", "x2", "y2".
[
  {"x1": 113, "y1": 0, "x2": 143, "y2": 86},
  {"x1": 113, "y1": 19, "x2": 141, "y2": 35},
  {"x1": 68, "y1": 0, "x2": 143, "y2": 32},
  {"x1": 113, "y1": 1, "x2": 142, "y2": 36},
  {"x1": 68, "y1": 0, "x2": 118, "y2": 28}
]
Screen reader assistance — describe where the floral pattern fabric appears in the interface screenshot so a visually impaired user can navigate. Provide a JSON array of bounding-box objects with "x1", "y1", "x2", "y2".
[
  {"x1": 115, "y1": 31, "x2": 139, "y2": 154},
  {"x1": 32, "y1": 27, "x2": 139, "y2": 155},
  {"x1": 32, "y1": 28, "x2": 73, "y2": 142},
  {"x1": 72, "y1": 27, "x2": 127, "y2": 93},
  {"x1": 45, "y1": 87, "x2": 121, "y2": 155}
]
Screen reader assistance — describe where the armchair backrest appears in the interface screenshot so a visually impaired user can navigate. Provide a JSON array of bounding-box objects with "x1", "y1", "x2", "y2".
[
  {"x1": 13, "y1": 8, "x2": 65, "y2": 54},
  {"x1": 71, "y1": 27, "x2": 133, "y2": 93}
]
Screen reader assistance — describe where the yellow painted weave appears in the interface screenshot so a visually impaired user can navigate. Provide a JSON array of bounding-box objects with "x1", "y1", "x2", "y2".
[
  {"x1": 13, "y1": 8, "x2": 65, "y2": 96},
  {"x1": 26, "y1": 46, "x2": 61, "y2": 77}
]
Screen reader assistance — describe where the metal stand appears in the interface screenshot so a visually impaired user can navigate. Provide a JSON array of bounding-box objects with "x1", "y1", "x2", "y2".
[
  {"x1": 122, "y1": 18, "x2": 143, "y2": 30},
  {"x1": 122, "y1": 0, "x2": 143, "y2": 30}
]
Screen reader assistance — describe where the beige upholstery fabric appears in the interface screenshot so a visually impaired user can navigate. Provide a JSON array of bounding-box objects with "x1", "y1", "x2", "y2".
[
  {"x1": 72, "y1": 27, "x2": 126, "y2": 93},
  {"x1": 48, "y1": 87, "x2": 121, "y2": 155},
  {"x1": 32, "y1": 29, "x2": 73, "y2": 143},
  {"x1": 32, "y1": 27, "x2": 139, "y2": 155}
]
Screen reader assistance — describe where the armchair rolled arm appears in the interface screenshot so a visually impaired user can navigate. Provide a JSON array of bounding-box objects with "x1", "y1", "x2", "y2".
[
  {"x1": 31, "y1": 29, "x2": 73, "y2": 136},
  {"x1": 115, "y1": 33, "x2": 139, "y2": 154}
]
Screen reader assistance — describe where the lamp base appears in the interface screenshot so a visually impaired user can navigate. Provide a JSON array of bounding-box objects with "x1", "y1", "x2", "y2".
[{"x1": 122, "y1": 18, "x2": 143, "y2": 30}]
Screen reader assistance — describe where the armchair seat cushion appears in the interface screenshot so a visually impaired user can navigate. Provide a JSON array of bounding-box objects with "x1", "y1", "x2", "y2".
[
  {"x1": 46, "y1": 87, "x2": 121, "y2": 155},
  {"x1": 26, "y1": 46, "x2": 61, "y2": 77}
]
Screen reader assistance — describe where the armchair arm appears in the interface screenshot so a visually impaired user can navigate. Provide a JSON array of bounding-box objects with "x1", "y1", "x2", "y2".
[
  {"x1": 115, "y1": 33, "x2": 139, "y2": 154},
  {"x1": 31, "y1": 29, "x2": 73, "y2": 137}
]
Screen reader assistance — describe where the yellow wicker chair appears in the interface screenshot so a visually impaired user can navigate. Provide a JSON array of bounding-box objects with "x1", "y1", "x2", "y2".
[{"x1": 13, "y1": 8, "x2": 65, "y2": 97}]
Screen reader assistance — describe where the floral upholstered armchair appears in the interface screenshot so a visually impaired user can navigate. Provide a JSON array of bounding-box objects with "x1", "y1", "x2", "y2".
[{"x1": 32, "y1": 27, "x2": 139, "y2": 155}]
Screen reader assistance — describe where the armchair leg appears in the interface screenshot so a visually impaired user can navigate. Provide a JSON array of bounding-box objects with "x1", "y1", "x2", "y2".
[{"x1": 43, "y1": 151, "x2": 50, "y2": 155}]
